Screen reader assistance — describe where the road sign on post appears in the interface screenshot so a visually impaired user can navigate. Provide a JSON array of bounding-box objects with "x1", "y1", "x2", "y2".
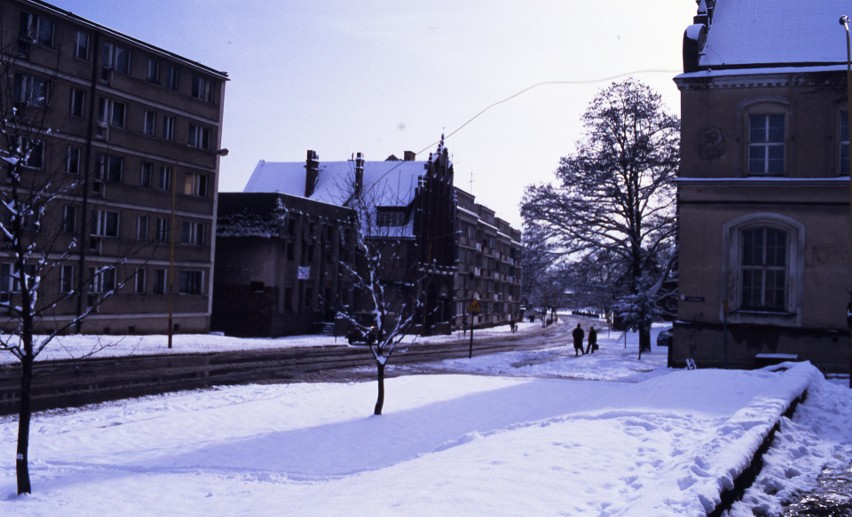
[{"x1": 468, "y1": 298, "x2": 480, "y2": 358}]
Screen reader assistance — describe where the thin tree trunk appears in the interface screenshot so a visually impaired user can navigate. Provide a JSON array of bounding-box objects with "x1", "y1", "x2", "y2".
[
  {"x1": 374, "y1": 361, "x2": 385, "y2": 415},
  {"x1": 16, "y1": 355, "x2": 32, "y2": 494}
]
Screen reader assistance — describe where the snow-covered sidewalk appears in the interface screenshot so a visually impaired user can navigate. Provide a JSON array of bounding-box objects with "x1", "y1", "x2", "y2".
[{"x1": 2, "y1": 323, "x2": 848, "y2": 516}]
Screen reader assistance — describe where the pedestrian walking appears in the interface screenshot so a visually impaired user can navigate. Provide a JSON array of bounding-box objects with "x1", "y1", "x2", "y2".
[
  {"x1": 572, "y1": 323, "x2": 585, "y2": 356},
  {"x1": 585, "y1": 326, "x2": 598, "y2": 354}
]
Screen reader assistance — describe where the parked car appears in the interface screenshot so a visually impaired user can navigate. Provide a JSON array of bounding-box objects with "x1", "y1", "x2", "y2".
[
  {"x1": 345, "y1": 313, "x2": 380, "y2": 345},
  {"x1": 656, "y1": 327, "x2": 673, "y2": 347}
]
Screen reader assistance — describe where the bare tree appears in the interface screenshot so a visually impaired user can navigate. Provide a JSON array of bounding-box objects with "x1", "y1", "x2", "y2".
[
  {"x1": 522, "y1": 78, "x2": 679, "y2": 351},
  {"x1": 337, "y1": 191, "x2": 424, "y2": 416},
  {"x1": 336, "y1": 146, "x2": 455, "y2": 415},
  {"x1": 0, "y1": 31, "x2": 139, "y2": 494}
]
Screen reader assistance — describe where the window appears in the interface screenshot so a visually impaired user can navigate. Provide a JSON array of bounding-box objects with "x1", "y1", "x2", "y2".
[
  {"x1": 162, "y1": 116, "x2": 175, "y2": 141},
  {"x1": 20, "y1": 12, "x2": 54, "y2": 48},
  {"x1": 181, "y1": 221, "x2": 205, "y2": 245},
  {"x1": 98, "y1": 98, "x2": 126, "y2": 128},
  {"x1": 188, "y1": 124, "x2": 211, "y2": 150},
  {"x1": 179, "y1": 270, "x2": 203, "y2": 295},
  {"x1": 144, "y1": 111, "x2": 157, "y2": 136},
  {"x1": 136, "y1": 215, "x2": 149, "y2": 240},
  {"x1": 158, "y1": 166, "x2": 172, "y2": 191},
  {"x1": 17, "y1": 138, "x2": 44, "y2": 169},
  {"x1": 748, "y1": 114, "x2": 784, "y2": 174},
  {"x1": 134, "y1": 268, "x2": 146, "y2": 294},
  {"x1": 65, "y1": 145, "x2": 80, "y2": 174},
  {"x1": 165, "y1": 64, "x2": 179, "y2": 90},
  {"x1": 723, "y1": 214, "x2": 804, "y2": 324},
  {"x1": 59, "y1": 265, "x2": 75, "y2": 293},
  {"x1": 184, "y1": 172, "x2": 209, "y2": 197},
  {"x1": 89, "y1": 266, "x2": 116, "y2": 293},
  {"x1": 841, "y1": 111, "x2": 849, "y2": 175},
  {"x1": 13, "y1": 73, "x2": 48, "y2": 107},
  {"x1": 62, "y1": 205, "x2": 77, "y2": 233},
  {"x1": 74, "y1": 31, "x2": 90, "y2": 60},
  {"x1": 96, "y1": 154, "x2": 123, "y2": 182},
  {"x1": 377, "y1": 208, "x2": 406, "y2": 227},
  {"x1": 191, "y1": 75, "x2": 213, "y2": 102},
  {"x1": 91, "y1": 210, "x2": 119, "y2": 237},
  {"x1": 101, "y1": 42, "x2": 130, "y2": 77},
  {"x1": 146, "y1": 58, "x2": 160, "y2": 83},
  {"x1": 741, "y1": 227, "x2": 787, "y2": 311},
  {"x1": 140, "y1": 162, "x2": 153, "y2": 187},
  {"x1": 153, "y1": 269, "x2": 167, "y2": 294},
  {"x1": 155, "y1": 217, "x2": 169, "y2": 242},
  {"x1": 70, "y1": 88, "x2": 86, "y2": 117}
]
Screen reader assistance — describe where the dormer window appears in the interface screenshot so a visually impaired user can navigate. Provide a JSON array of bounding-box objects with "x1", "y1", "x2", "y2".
[{"x1": 376, "y1": 208, "x2": 406, "y2": 227}]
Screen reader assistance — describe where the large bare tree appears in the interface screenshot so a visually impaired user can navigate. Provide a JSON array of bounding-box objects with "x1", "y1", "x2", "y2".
[{"x1": 522, "y1": 78, "x2": 679, "y2": 351}]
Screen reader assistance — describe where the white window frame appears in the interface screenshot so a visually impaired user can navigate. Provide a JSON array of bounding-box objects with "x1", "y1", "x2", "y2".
[
  {"x1": 59, "y1": 264, "x2": 75, "y2": 293},
  {"x1": 143, "y1": 110, "x2": 157, "y2": 136},
  {"x1": 89, "y1": 266, "x2": 116, "y2": 293},
  {"x1": 136, "y1": 215, "x2": 149, "y2": 240},
  {"x1": 722, "y1": 213, "x2": 804, "y2": 326},
  {"x1": 91, "y1": 210, "x2": 119, "y2": 238},
  {"x1": 74, "y1": 31, "x2": 90, "y2": 60}
]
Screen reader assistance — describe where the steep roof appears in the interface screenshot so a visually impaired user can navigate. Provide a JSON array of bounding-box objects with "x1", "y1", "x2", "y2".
[
  {"x1": 687, "y1": 0, "x2": 850, "y2": 74},
  {"x1": 244, "y1": 159, "x2": 427, "y2": 207}
]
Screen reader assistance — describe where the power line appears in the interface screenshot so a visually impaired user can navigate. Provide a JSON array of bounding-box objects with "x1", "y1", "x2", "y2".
[{"x1": 416, "y1": 69, "x2": 680, "y2": 156}]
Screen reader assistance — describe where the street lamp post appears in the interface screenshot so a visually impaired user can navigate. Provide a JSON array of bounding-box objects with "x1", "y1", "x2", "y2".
[
  {"x1": 841, "y1": 16, "x2": 852, "y2": 389},
  {"x1": 167, "y1": 147, "x2": 228, "y2": 349}
]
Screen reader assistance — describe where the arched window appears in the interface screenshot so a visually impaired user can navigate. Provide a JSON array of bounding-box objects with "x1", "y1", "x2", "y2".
[
  {"x1": 740, "y1": 226, "x2": 787, "y2": 311},
  {"x1": 723, "y1": 214, "x2": 804, "y2": 324}
]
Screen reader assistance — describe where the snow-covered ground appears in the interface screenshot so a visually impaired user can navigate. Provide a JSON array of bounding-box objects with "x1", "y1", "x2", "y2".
[{"x1": 1, "y1": 319, "x2": 850, "y2": 516}]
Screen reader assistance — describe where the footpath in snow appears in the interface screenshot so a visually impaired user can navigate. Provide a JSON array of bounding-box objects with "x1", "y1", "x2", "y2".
[{"x1": 0, "y1": 320, "x2": 850, "y2": 516}]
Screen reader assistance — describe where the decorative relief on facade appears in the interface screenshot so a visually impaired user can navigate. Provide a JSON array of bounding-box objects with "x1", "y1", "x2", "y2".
[{"x1": 698, "y1": 126, "x2": 727, "y2": 160}]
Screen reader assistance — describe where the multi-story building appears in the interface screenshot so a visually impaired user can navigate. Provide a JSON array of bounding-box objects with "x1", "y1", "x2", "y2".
[
  {"x1": 230, "y1": 147, "x2": 522, "y2": 336},
  {"x1": 0, "y1": 0, "x2": 227, "y2": 334},
  {"x1": 455, "y1": 189, "x2": 522, "y2": 329},
  {"x1": 673, "y1": 0, "x2": 849, "y2": 372}
]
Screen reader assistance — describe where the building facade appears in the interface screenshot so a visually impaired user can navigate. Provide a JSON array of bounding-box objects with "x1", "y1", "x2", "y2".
[
  {"x1": 229, "y1": 147, "x2": 522, "y2": 336},
  {"x1": 455, "y1": 189, "x2": 522, "y2": 329},
  {"x1": 673, "y1": 0, "x2": 850, "y2": 372},
  {"x1": 0, "y1": 0, "x2": 227, "y2": 334},
  {"x1": 212, "y1": 193, "x2": 354, "y2": 337}
]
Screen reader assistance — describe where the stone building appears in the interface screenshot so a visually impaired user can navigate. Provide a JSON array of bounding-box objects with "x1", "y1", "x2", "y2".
[
  {"x1": 212, "y1": 193, "x2": 354, "y2": 337},
  {"x1": 673, "y1": 0, "x2": 850, "y2": 372}
]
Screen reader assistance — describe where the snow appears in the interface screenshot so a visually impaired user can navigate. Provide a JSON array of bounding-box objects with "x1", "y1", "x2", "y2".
[
  {"x1": 244, "y1": 158, "x2": 425, "y2": 207},
  {"x1": 699, "y1": 0, "x2": 850, "y2": 68},
  {"x1": 1, "y1": 320, "x2": 850, "y2": 516}
]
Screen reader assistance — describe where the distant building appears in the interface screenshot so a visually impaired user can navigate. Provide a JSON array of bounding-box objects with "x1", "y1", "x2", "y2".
[
  {"x1": 673, "y1": 0, "x2": 849, "y2": 372},
  {"x1": 0, "y1": 0, "x2": 227, "y2": 334},
  {"x1": 226, "y1": 145, "x2": 522, "y2": 336}
]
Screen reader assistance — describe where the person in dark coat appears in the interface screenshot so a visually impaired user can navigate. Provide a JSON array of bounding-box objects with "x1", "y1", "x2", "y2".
[
  {"x1": 572, "y1": 323, "x2": 585, "y2": 356},
  {"x1": 585, "y1": 326, "x2": 598, "y2": 354}
]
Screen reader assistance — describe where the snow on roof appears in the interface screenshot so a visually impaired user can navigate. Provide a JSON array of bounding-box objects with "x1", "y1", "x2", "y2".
[
  {"x1": 244, "y1": 159, "x2": 427, "y2": 208},
  {"x1": 700, "y1": 0, "x2": 849, "y2": 69}
]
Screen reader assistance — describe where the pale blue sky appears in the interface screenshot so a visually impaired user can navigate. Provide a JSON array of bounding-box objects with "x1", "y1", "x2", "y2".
[{"x1": 50, "y1": 0, "x2": 697, "y2": 227}]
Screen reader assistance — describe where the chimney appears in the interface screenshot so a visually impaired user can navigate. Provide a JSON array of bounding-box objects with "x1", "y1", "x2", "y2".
[
  {"x1": 305, "y1": 150, "x2": 319, "y2": 197},
  {"x1": 403, "y1": 150, "x2": 416, "y2": 161},
  {"x1": 354, "y1": 152, "x2": 365, "y2": 195}
]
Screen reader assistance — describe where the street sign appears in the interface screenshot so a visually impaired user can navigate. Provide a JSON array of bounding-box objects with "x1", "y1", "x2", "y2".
[{"x1": 468, "y1": 299, "x2": 480, "y2": 314}]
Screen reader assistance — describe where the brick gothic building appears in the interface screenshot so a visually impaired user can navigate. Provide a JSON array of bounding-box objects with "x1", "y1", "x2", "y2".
[
  {"x1": 673, "y1": 0, "x2": 850, "y2": 372},
  {"x1": 224, "y1": 144, "x2": 521, "y2": 336},
  {"x1": 0, "y1": 0, "x2": 227, "y2": 334}
]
